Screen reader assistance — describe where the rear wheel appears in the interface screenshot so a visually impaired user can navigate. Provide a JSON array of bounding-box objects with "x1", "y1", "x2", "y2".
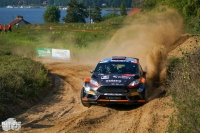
[{"x1": 80, "y1": 87, "x2": 91, "y2": 108}]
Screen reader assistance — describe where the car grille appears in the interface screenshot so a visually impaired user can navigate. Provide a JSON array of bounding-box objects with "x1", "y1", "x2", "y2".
[{"x1": 97, "y1": 86, "x2": 128, "y2": 93}]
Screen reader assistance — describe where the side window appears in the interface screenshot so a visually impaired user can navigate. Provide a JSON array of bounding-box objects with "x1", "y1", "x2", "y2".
[
  {"x1": 132, "y1": 64, "x2": 138, "y2": 74},
  {"x1": 95, "y1": 64, "x2": 106, "y2": 73}
]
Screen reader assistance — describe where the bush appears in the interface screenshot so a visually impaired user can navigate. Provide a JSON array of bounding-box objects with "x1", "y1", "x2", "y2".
[{"x1": 0, "y1": 55, "x2": 49, "y2": 102}]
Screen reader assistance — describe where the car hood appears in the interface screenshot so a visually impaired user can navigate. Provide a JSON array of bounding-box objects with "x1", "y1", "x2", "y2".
[{"x1": 93, "y1": 73, "x2": 137, "y2": 86}]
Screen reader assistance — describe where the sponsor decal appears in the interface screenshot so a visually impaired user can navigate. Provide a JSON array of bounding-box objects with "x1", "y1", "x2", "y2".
[
  {"x1": 113, "y1": 75, "x2": 131, "y2": 79},
  {"x1": 105, "y1": 80, "x2": 122, "y2": 83},
  {"x1": 52, "y1": 49, "x2": 70, "y2": 60},
  {"x1": 36, "y1": 48, "x2": 52, "y2": 58},
  {"x1": 101, "y1": 75, "x2": 109, "y2": 79},
  {"x1": 116, "y1": 83, "x2": 124, "y2": 85},
  {"x1": 36, "y1": 48, "x2": 70, "y2": 60},
  {"x1": 122, "y1": 74, "x2": 135, "y2": 76},
  {"x1": 105, "y1": 97, "x2": 121, "y2": 100}
]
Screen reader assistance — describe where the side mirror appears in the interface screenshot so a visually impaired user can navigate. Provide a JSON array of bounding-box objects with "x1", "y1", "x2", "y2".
[
  {"x1": 143, "y1": 71, "x2": 146, "y2": 77},
  {"x1": 134, "y1": 75, "x2": 140, "y2": 79},
  {"x1": 90, "y1": 70, "x2": 94, "y2": 73}
]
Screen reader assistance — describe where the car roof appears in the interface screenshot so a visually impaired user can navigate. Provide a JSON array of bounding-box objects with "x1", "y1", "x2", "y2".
[{"x1": 99, "y1": 56, "x2": 139, "y2": 64}]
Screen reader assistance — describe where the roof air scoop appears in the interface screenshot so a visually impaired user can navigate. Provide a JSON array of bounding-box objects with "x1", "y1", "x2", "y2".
[{"x1": 112, "y1": 56, "x2": 126, "y2": 60}]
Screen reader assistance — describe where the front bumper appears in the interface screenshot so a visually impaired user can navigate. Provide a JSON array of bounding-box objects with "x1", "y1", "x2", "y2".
[{"x1": 82, "y1": 88, "x2": 146, "y2": 104}]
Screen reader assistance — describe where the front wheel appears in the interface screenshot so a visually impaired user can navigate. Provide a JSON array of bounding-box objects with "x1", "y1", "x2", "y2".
[
  {"x1": 141, "y1": 88, "x2": 148, "y2": 102},
  {"x1": 144, "y1": 88, "x2": 148, "y2": 102},
  {"x1": 80, "y1": 87, "x2": 91, "y2": 108}
]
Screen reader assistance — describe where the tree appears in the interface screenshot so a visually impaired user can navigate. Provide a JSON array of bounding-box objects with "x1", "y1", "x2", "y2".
[
  {"x1": 43, "y1": 5, "x2": 61, "y2": 23},
  {"x1": 120, "y1": 1, "x2": 127, "y2": 16},
  {"x1": 90, "y1": 6, "x2": 102, "y2": 23},
  {"x1": 63, "y1": 0, "x2": 88, "y2": 23}
]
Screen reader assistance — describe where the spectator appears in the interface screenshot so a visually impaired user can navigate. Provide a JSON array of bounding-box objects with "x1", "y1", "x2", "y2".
[
  {"x1": 91, "y1": 19, "x2": 94, "y2": 24},
  {"x1": 3, "y1": 24, "x2": 7, "y2": 32},
  {"x1": 0, "y1": 24, "x2": 2, "y2": 34},
  {"x1": 8, "y1": 23, "x2": 12, "y2": 32}
]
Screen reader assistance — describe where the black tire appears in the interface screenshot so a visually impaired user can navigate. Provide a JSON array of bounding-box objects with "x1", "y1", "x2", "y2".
[
  {"x1": 141, "y1": 88, "x2": 148, "y2": 102},
  {"x1": 80, "y1": 87, "x2": 91, "y2": 108},
  {"x1": 144, "y1": 88, "x2": 148, "y2": 102}
]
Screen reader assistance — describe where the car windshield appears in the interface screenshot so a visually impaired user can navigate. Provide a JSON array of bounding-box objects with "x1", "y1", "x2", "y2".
[{"x1": 94, "y1": 63, "x2": 138, "y2": 74}]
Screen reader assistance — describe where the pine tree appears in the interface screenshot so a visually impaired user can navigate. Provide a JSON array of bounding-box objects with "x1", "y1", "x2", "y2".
[
  {"x1": 120, "y1": 1, "x2": 127, "y2": 16},
  {"x1": 90, "y1": 6, "x2": 102, "y2": 23},
  {"x1": 63, "y1": 0, "x2": 88, "y2": 23}
]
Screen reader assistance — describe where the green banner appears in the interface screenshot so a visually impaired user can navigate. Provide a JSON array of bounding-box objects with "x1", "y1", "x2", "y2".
[{"x1": 36, "y1": 48, "x2": 52, "y2": 58}]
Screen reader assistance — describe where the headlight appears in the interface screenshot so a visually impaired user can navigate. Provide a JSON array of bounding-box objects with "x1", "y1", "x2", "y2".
[
  {"x1": 90, "y1": 78, "x2": 99, "y2": 87},
  {"x1": 128, "y1": 79, "x2": 140, "y2": 88}
]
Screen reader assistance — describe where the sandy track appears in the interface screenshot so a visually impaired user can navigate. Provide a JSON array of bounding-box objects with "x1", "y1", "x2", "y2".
[{"x1": 5, "y1": 62, "x2": 175, "y2": 133}]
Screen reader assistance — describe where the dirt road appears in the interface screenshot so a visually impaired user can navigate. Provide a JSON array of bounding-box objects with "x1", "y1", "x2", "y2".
[{"x1": 3, "y1": 61, "x2": 174, "y2": 133}]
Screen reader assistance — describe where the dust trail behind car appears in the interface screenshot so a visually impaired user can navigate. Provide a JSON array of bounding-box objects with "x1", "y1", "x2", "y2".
[{"x1": 101, "y1": 8, "x2": 184, "y2": 100}]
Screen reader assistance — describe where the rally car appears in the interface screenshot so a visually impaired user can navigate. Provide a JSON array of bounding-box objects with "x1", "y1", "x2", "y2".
[{"x1": 80, "y1": 56, "x2": 147, "y2": 107}]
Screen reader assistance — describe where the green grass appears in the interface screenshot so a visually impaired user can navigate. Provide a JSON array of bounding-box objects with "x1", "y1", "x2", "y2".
[
  {"x1": 0, "y1": 17, "x2": 126, "y2": 60},
  {"x1": 0, "y1": 20, "x2": 123, "y2": 47}
]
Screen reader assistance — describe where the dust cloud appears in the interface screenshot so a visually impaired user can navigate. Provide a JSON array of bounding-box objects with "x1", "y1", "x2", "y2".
[
  {"x1": 101, "y1": 7, "x2": 183, "y2": 100},
  {"x1": 30, "y1": 7, "x2": 183, "y2": 100}
]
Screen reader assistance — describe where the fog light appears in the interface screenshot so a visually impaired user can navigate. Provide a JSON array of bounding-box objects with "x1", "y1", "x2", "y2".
[
  {"x1": 131, "y1": 92, "x2": 138, "y2": 96},
  {"x1": 88, "y1": 91, "x2": 95, "y2": 95}
]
